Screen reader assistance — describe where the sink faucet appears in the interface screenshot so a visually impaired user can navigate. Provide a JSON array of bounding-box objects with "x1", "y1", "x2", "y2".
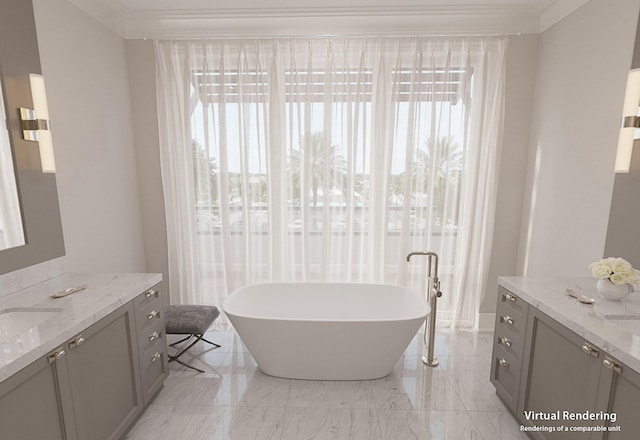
[{"x1": 407, "y1": 251, "x2": 442, "y2": 367}]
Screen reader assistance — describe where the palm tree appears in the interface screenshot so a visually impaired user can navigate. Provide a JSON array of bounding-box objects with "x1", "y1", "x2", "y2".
[
  {"x1": 192, "y1": 140, "x2": 218, "y2": 205},
  {"x1": 287, "y1": 131, "x2": 348, "y2": 206},
  {"x1": 424, "y1": 137, "x2": 464, "y2": 225}
]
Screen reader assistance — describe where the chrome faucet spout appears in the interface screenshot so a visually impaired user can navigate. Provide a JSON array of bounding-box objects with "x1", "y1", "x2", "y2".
[{"x1": 406, "y1": 251, "x2": 439, "y2": 279}]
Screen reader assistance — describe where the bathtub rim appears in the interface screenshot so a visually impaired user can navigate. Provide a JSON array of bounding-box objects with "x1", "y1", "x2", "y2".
[{"x1": 222, "y1": 281, "x2": 430, "y2": 323}]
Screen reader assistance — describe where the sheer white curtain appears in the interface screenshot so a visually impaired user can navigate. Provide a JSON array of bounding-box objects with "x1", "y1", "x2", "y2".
[{"x1": 156, "y1": 37, "x2": 507, "y2": 330}]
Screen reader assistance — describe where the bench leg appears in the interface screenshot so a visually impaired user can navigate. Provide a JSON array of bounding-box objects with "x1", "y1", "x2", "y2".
[{"x1": 168, "y1": 333, "x2": 221, "y2": 373}]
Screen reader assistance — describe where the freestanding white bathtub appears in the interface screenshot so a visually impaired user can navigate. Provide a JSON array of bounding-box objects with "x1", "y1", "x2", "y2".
[{"x1": 223, "y1": 282, "x2": 430, "y2": 380}]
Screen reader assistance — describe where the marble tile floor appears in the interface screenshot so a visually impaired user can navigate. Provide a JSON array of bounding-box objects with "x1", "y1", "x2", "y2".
[{"x1": 125, "y1": 326, "x2": 529, "y2": 440}]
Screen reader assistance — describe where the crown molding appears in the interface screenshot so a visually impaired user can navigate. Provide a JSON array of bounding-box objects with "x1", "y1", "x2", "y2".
[
  {"x1": 124, "y1": 6, "x2": 540, "y2": 39},
  {"x1": 64, "y1": 0, "x2": 589, "y2": 39},
  {"x1": 539, "y1": 0, "x2": 589, "y2": 31}
]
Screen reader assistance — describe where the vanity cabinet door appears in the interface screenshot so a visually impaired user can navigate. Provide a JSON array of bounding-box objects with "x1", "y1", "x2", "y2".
[
  {"x1": 0, "y1": 348, "x2": 76, "y2": 440},
  {"x1": 65, "y1": 302, "x2": 142, "y2": 440},
  {"x1": 518, "y1": 307, "x2": 602, "y2": 439},
  {"x1": 593, "y1": 356, "x2": 640, "y2": 440}
]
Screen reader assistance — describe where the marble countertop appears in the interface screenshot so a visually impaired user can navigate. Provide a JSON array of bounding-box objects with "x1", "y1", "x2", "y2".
[
  {"x1": 499, "y1": 276, "x2": 640, "y2": 373},
  {"x1": 0, "y1": 272, "x2": 162, "y2": 383}
]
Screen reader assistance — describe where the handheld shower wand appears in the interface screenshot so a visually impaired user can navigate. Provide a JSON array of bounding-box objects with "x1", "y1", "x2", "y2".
[{"x1": 406, "y1": 251, "x2": 442, "y2": 367}]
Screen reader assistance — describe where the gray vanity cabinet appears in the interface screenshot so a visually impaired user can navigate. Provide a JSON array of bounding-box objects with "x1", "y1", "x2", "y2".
[
  {"x1": 593, "y1": 354, "x2": 640, "y2": 439},
  {"x1": 518, "y1": 307, "x2": 603, "y2": 439},
  {"x1": 65, "y1": 301, "x2": 142, "y2": 440},
  {"x1": 0, "y1": 302, "x2": 141, "y2": 440},
  {"x1": 0, "y1": 284, "x2": 168, "y2": 440},
  {"x1": 492, "y1": 286, "x2": 640, "y2": 440},
  {"x1": 0, "y1": 347, "x2": 76, "y2": 440}
]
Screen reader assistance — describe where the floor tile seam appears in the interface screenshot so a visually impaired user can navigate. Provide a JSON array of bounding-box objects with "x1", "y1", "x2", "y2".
[
  {"x1": 372, "y1": 405, "x2": 384, "y2": 439},
  {"x1": 439, "y1": 367, "x2": 471, "y2": 412},
  {"x1": 466, "y1": 409, "x2": 489, "y2": 440},
  {"x1": 378, "y1": 407, "x2": 472, "y2": 413},
  {"x1": 283, "y1": 404, "x2": 377, "y2": 410}
]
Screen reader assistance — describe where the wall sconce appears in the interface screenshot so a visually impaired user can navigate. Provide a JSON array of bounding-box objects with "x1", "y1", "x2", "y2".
[
  {"x1": 19, "y1": 73, "x2": 55, "y2": 173},
  {"x1": 615, "y1": 68, "x2": 640, "y2": 173}
]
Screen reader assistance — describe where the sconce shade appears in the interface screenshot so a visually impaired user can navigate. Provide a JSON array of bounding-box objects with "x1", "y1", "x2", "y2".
[
  {"x1": 615, "y1": 68, "x2": 640, "y2": 173},
  {"x1": 615, "y1": 128, "x2": 635, "y2": 173},
  {"x1": 19, "y1": 74, "x2": 55, "y2": 173},
  {"x1": 621, "y1": 69, "x2": 640, "y2": 118}
]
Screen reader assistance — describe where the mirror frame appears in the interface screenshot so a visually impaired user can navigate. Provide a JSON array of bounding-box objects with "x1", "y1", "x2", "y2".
[{"x1": 0, "y1": 0, "x2": 65, "y2": 275}]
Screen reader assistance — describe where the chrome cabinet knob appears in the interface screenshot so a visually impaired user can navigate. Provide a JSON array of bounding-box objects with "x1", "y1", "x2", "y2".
[
  {"x1": 499, "y1": 336, "x2": 512, "y2": 348},
  {"x1": 151, "y1": 352, "x2": 161, "y2": 363},
  {"x1": 501, "y1": 315, "x2": 514, "y2": 325},
  {"x1": 69, "y1": 336, "x2": 85, "y2": 349},
  {"x1": 581, "y1": 343, "x2": 599, "y2": 358},
  {"x1": 147, "y1": 310, "x2": 159, "y2": 320},
  {"x1": 504, "y1": 293, "x2": 517, "y2": 302},
  {"x1": 149, "y1": 331, "x2": 160, "y2": 342},
  {"x1": 603, "y1": 358, "x2": 622, "y2": 374},
  {"x1": 499, "y1": 358, "x2": 510, "y2": 368},
  {"x1": 145, "y1": 289, "x2": 158, "y2": 299},
  {"x1": 48, "y1": 348, "x2": 65, "y2": 363}
]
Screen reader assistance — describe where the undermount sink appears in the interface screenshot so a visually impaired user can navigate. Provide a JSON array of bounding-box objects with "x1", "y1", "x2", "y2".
[{"x1": 0, "y1": 307, "x2": 62, "y2": 344}]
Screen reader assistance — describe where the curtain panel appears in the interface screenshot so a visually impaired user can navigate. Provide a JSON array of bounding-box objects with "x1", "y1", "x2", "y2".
[{"x1": 155, "y1": 36, "x2": 507, "y2": 330}]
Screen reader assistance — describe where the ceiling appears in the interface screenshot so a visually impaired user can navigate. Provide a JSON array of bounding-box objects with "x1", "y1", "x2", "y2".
[{"x1": 65, "y1": 0, "x2": 590, "y2": 39}]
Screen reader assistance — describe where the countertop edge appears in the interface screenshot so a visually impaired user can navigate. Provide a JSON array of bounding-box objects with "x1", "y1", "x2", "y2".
[
  {"x1": 498, "y1": 276, "x2": 640, "y2": 374},
  {"x1": 0, "y1": 272, "x2": 162, "y2": 383}
]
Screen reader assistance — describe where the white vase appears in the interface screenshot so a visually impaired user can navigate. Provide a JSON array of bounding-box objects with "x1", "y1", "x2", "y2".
[{"x1": 596, "y1": 278, "x2": 632, "y2": 301}]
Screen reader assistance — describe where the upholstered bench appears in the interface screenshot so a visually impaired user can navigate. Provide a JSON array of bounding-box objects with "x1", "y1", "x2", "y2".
[{"x1": 165, "y1": 305, "x2": 221, "y2": 372}]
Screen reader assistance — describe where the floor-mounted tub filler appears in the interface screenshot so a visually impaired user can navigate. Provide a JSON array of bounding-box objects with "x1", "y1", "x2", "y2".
[{"x1": 223, "y1": 282, "x2": 430, "y2": 380}]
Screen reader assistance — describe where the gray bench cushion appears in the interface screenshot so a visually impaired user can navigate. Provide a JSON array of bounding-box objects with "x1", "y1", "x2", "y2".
[{"x1": 165, "y1": 305, "x2": 220, "y2": 335}]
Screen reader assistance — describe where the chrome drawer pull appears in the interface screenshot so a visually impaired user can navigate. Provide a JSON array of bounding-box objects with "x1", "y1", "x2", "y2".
[
  {"x1": 499, "y1": 358, "x2": 510, "y2": 368},
  {"x1": 501, "y1": 315, "x2": 514, "y2": 325},
  {"x1": 504, "y1": 293, "x2": 517, "y2": 302},
  {"x1": 603, "y1": 358, "x2": 622, "y2": 374},
  {"x1": 151, "y1": 352, "x2": 161, "y2": 363},
  {"x1": 145, "y1": 289, "x2": 158, "y2": 299},
  {"x1": 48, "y1": 349, "x2": 65, "y2": 363},
  {"x1": 149, "y1": 331, "x2": 159, "y2": 342},
  {"x1": 581, "y1": 343, "x2": 599, "y2": 358},
  {"x1": 499, "y1": 336, "x2": 512, "y2": 348},
  {"x1": 147, "y1": 310, "x2": 159, "y2": 320},
  {"x1": 69, "y1": 336, "x2": 85, "y2": 349}
]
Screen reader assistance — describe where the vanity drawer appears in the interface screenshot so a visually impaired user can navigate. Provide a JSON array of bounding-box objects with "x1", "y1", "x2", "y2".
[
  {"x1": 134, "y1": 286, "x2": 161, "y2": 310},
  {"x1": 498, "y1": 286, "x2": 526, "y2": 316},
  {"x1": 494, "y1": 331, "x2": 525, "y2": 360},
  {"x1": 491, "y1": 343, "x2": 521, "y2": 410},
  {"x1": 137, "y1": 318, "x2": 166, "y2": 354},
  {"x1": 139, "y1": 341, "x2": 168, "y2": 404},
  {"x1": 136, "y1": 297, "x2": 163, "y2": 331}
]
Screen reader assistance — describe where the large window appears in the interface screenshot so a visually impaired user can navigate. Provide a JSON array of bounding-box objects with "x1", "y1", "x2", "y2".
[
  {"x1": 192, "y1": 67, "x2": 470, "y2": 236},
  {"x1": 156, "y1": 37, "x2": 507, "y2": 330}
]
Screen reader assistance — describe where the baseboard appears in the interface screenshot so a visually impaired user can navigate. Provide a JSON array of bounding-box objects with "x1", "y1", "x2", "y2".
[{"x1": 479, "y1": 313, "x2": 496, "y2": 332}]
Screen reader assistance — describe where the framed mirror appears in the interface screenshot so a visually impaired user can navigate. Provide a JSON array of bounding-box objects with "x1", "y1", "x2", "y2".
[
  {"x1": 0, "y1": 68, "x2": 25, "y2": 251},
  {"x1": 0, "y1": 0, "x2": 64, "y2": 276}
]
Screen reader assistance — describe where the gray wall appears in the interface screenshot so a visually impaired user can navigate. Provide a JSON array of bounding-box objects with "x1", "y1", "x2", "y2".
[
  {"x1": 604, "y1": 14, "x2": 640, "y2": 268},
  {"x1": 32, "y1": 0, "x2": 146, "y2": 273},
  {"x1": 481, "y1": 34, "x2": 539, "y2": 313},
  {"x1": 126, "y1": 40, "x2": 169, "y2": 304},
  {"x1": 517, "y1": 0, "x2": 640, "y2": 278}
]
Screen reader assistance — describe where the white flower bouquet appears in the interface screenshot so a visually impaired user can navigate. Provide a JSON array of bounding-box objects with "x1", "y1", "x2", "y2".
[{"x1": 589, "y1": 257, "x2": 640, "y2": 285}]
